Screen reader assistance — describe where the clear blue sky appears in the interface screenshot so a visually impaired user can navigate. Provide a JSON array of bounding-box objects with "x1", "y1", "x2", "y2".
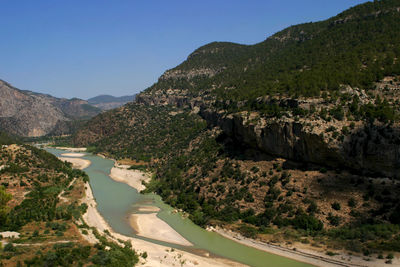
[{"x1": 0, "y1": 0, "x2": 368, "y2": 99}]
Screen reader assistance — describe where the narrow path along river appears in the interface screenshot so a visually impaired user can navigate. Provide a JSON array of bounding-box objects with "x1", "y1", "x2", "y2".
[{"x1": 47, "y1": 148, "x2": 312, "y2": 267}]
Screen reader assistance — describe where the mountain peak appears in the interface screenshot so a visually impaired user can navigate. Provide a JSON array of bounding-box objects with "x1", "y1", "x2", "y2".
[{"x1": 0, "y1": 80, "x2": 101, "y2": 137}]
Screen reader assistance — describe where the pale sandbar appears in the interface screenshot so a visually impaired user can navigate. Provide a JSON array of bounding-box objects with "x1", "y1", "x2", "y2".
[
  {"x1": 61, "y1": 152, "x2": 85, "y2": 157},
  {"x1": 137, "y1": 206, "x2": 160, "y2": 212},
  {"x1": 130, "y1": 213, "x2": 192, "y2": 246},
  {"x1": 58, "y1": 157, "x2": 91, "y2": 170},
  {"x1": 56, "y1": 147, "x2": 87, "y2": 152},
  {"x1": 81, "y1": 183, "x2": 243, "y2": 267},
  {"x1": 109, "y1": 165, "x2": 150, "y2": 192}
]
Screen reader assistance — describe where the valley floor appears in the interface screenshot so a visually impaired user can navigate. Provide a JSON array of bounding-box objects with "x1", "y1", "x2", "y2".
[
  {"x1": 60, "y1": 150, "x2": 244, "y2": 267},
  {"x1": 59, "y1": 149, "x2": 400, "y2": 267},
  {"x1": 81, "y1": 175, "x2": 244, "y2": 267}
]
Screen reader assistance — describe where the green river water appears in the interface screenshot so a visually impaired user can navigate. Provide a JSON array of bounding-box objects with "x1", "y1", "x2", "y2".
[{"x1": 47, "y1": 148, "x2": 312, "y2": 267}]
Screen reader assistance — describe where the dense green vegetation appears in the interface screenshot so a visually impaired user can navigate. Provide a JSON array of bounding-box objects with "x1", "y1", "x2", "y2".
[
  {"x1": 0, "y1": 131, "x2": 19, "y2": 146},
  {"x1": 75, "y1": 103, "x2": 207, "y2": 161},
  {"x1": 21, "y1": 232, "x2": 138, "y2": 267},
  {"x1": 0, "y1": 186, "x2": 11, "y2": 225},
  {"x1": 0, "y1": 145, "x2": 88, "y2": 231},
  {"x1": 149, "y1": 0, "x2": 400, "y2": 105},
  {"x1": 149, "y1": 135, "x2": 327, "y2": 232},
  {"x1": 24, "y1": 135, "x2": 75, "y2": 148},
  {"x1": 3, "y1": 232, "x2": 138, "y2": 267},
  {"x1": 0, "y1": 135, "x2": 139, "y2": 266}
]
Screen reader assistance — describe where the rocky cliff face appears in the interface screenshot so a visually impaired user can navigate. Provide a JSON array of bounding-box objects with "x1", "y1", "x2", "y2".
[
  {"x1": 136, "y1": 89, "x2": 400, "y2": 178},
  {"x1": 136, "y1": 90, "x2": 192, "y2": 108},
  {"x1": 0, "y1": 80, "x2": 101, "y2": 137},
  {"x1": 200, "y1": 107, "x2": 400, "y2": 178},
  {"x1": 159, "y1": 68, "x2": 220, "y2": 81}
]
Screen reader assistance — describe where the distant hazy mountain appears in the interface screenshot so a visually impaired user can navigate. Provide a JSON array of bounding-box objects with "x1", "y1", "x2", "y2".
[
  {"x1": 87, "y1": 94, "x2": 136, "y2": 110},
  {"x1": 0, "y1": 80, "x2": 101, "y2": 137}
]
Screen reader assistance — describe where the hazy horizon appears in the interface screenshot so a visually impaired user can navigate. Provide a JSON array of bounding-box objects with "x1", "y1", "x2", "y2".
[{"x1": 0, "y1": 0, "x2": 367, "y2": 99}]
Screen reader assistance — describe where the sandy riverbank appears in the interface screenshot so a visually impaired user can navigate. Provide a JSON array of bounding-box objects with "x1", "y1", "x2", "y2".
[
  {"x1": 137, "y1": 206, "x2": 160, "y2": 212},
  {"x1": 80, "y1": 182, "x2": 244, "y2": 267},
  {"x1": 108, "y1": 163, "x2": 193, "y2": 246},
  {"x1": 130, "y1": 213, "x2": 192, "y2": 246},
  {"x1": 0, "y1": 232, "x2": 20, "y2": 238},
  {"x1": 55, "y1": 147, "x2": 87, "y2": 152},
  {"x1": 210, "y1": 226, "x2": 398, "y2": 267},
  {"x1": 109, "y1": 164, "x2": 150, "y2": 192},
  {"x1": 61, "y1": 152, "x2": 85, "y2": 157},
  {"x1": 58, "y1": 157, "x2": 91, "y2": 170}
]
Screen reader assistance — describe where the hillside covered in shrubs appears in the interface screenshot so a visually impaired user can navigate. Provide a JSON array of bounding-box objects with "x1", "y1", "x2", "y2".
[
  {"x1": 74, "y1": 0, "x2": 400, "y2": 261},
  {"x1": 0, "y1": 133, "x2": 138, "y2": 266}
]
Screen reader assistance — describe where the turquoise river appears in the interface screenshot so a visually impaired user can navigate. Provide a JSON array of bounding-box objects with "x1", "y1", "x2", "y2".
[{"x1": 47, "y1": 148, "x2": 312, "y2": 267}]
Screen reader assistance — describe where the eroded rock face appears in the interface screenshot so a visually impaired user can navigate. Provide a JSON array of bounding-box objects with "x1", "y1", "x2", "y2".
[
  {"x1": 79, "y1": 82, "x2": 400, "y2": 178},
  {"x1": 160, "y1": 68, "x2": 219, "y2": 81},
  {"x1": 0, "y1": 80, "x2": 100, "y2": 137},
  {"x1": 201, "y1": 107, "x2": 400, "y2": 178},
  {"x1": 135, "y1": 88, "x2": 400, "y2": 178},
  {"x1": 343, "y1": 126, "x2": 400, "y2": 177},
  {"x1": 0, "y1": 81, "x2": 65, "y2": 137},
  {"x1": 136, "y1": 92, "x2": 191, "y2": 108}
]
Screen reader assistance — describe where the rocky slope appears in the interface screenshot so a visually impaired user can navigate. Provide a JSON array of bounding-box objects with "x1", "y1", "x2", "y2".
[
  {"x1": 135, "y1": 80, "x2": 400, "y2": 178},
  {"x1": 0, "y1": 80, "x2": 101, "y2": 137},
  {"x1": 199, "y1": 105, "x2": 400, "y2": 178}
]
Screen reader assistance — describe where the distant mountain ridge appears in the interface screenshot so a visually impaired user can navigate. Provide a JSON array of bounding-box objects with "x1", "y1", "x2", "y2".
[
  {"x1": 0, "y1": 80, "x2": 101, "y2": 137},
  {"x1": 88, "y1": 94, "x2": 136, "y2": 110}
]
